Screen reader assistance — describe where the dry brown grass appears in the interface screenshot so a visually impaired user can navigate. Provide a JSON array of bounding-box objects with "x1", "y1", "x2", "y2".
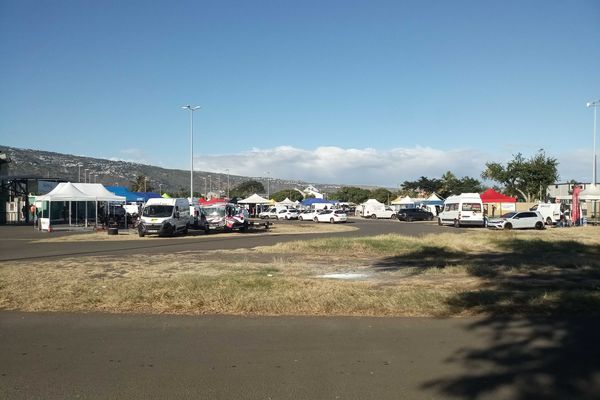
[{"x1": 2, "y1": 226, "x2": 599, "y2": 316}]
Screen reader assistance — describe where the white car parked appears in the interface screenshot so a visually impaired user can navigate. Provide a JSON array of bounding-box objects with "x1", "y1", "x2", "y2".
[
  {"x1": 487, "y1": 211, "x2": 545, "y2": 230},
  {"x1": 277, "y1": 208, "x2": 299, "y2": 220},
  {"x1": 315, "y1": 209, "x2": 348, "y2": 223},
  {"x1": 298, "y1": 209, "x2": 320, "y2": 221}
]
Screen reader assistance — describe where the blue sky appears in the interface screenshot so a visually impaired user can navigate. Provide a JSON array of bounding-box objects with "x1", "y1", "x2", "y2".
[{"x1": 1, "y1": 0, "x2": 599, "y2": 186}]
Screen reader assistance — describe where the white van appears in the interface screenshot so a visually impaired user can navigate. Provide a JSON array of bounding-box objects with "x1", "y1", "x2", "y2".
[
  {"x1": 138, "y1": 198, "x2": 191, "y2": 237},
  {"x1": 360, "y1": 199, "x2": 397, "y2": 219},
  {"x1": 530, "y1": 202, "x2": 563, "y2": 225},
  {"x1": 438, "y1": 193, "x2": 485, "y2": 227}
]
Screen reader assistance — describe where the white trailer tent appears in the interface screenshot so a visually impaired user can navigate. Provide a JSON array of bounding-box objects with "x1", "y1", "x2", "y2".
[{"x1": 36, "y1": 182, "x2": 126, "y2": 231}]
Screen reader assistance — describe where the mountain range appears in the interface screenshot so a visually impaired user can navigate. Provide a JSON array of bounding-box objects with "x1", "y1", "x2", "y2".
[{"x1": 0, "y1": 145, "x2": 347, "y2": 196}]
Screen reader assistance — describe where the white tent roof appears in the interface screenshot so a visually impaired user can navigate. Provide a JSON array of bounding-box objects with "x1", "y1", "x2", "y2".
[
  {"x1": 391, "y1": 195, "x2": 413, "y2": 205},
  {"x1": 580, "y1": 184, "x2": 600, "y2": 200},
  {"x1": 37, "y1": 182, "x2": 95, "y2": 202},
  {"x1": 37, "y1": 182, "x2": 125, "y2": 202},
  {"x1": 276, "y1": 197, "x2": 296, "y2": 206},
  {"x1": 72, "y1": 183, "x2": 126, "y2": 202},
  {"x1": 238, "y1": 193, "x2": 271, "y2": 204},
  {"x1": 363, "y1": 198, "x2": 384, "y2": 206},
  {"x1": 427, "y1": 193, "x2": 443, "y2": 201}
]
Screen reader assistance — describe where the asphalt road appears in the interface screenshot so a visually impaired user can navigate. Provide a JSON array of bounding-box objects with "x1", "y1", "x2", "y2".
[
  {"x1": 2, "y1": 312, "x2": 598, "y2": 400},
  {"x1": 0, "y1": 218, "x2": 456, "y2": 262}
]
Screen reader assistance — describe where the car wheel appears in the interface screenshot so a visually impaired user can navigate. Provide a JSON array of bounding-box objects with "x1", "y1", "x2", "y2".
[
  {"x1": 505, "y1": 222, "x2": 513, "y2": 230},
  {"x1": 428, "y1": 215, "x2": 434, "y2": 221},
  {"x1": 330, "y1": 218, "x2": 335, "y2": 224},
  {"x1": 391, "y1": 214, "x2": 397, "y2": 219},
  {"x1": 299, "y1": 216, "x2": 303, "y2": 221},
  {"x1": 370, "y1": 214, "x2": 377, "y2": 219},
  {"x1": 313, "y1": 217, "x2": 318, "y2": 222},
  {"x1": 535, "y1": 221, "x2": 544, "y2": 230},
  {"x1": 546, "y1": 217, "x2": 553, "y2": 225},
  {"x1": 453, "y1": 219, "x2": 460, "y2": 228},
  {"x1": 406, "y1": 216, "x2": 413, "y2": 222}
]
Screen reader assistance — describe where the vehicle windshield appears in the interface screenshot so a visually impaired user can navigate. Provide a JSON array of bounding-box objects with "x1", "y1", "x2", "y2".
[
  {"x1": 143, "y1": 205, "x2": 173, "y2": 218},
  {"x1": 501, "y1": 212, "x2": 517, "y2": 219},
  {"x1": 202, "y1": 206, "x2": 226, "y2": 218}
]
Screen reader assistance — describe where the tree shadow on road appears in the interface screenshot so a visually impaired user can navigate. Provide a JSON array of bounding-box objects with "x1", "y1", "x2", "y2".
[{"x1": 372, "y1": 238, "x2": 600, "y2": 399}]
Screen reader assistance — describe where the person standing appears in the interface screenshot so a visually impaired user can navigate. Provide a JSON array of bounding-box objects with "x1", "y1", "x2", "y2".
[{"x1": 30, "y1": 203, "x2": 37, "y2": 225}]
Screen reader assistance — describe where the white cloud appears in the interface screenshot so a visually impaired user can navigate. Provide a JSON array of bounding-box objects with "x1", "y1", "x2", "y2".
[
  {"x1": 193, "y1": 146, "x2": 493, "y2": 186},
  {"x1": 108, "y1": 148, "x2": 151, "y2": 164}
]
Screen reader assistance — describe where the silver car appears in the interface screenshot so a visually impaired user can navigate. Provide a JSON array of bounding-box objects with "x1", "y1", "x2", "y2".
[{"x1": 487, "y1": 211, "x2": 545, "y2": 230}]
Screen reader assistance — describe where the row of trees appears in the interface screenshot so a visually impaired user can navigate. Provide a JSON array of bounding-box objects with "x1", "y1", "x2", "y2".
[{"x1": 329, "y1": 150, "x2": 558, "y2": 204}]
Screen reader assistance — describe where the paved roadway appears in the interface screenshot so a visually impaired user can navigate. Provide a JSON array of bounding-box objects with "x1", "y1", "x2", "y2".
[
  {"x1": 0, "y1": 218, "x2": 455, "y2": 262},
  {"x1": 5, "y1": 222, "x2": 596, "y2": 399},
  {"x1": 2, "y1": 312, "x2": 598, "y2": 399}
]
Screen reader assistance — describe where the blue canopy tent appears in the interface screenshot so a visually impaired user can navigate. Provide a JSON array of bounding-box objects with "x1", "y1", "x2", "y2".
[
  {"x1": 134, "y1": 192, "x2": 161, "y2": 202},
  {"x1": 106, "y1": 186, "x2": 141, "y2": 202},
  {"x1": 300, "y1": 198, "x2": 338, "y2": 207},
  {"x1": 106, "y1": 186, "x2": 161, "y2": 203}
]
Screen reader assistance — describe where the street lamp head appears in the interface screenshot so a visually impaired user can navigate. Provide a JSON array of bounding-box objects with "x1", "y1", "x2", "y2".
[
  {"x1": 588, "y1": 100, "x2": 600, "y2": 108},
  {"x1": 182, "y1": 105, "x2": 201, "y2": 111}
]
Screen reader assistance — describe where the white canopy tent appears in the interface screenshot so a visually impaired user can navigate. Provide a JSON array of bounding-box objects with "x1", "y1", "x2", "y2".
[
  {"x1": 391, "y1": 195, "x2": 414, "y2": 206},
  {"x1": 238, "y1": 193, "x2": 272, "y2": 216},
  {"x1": 275, "y1": 197, "x2": 296, "y2": 207},
  {"x1": 36, "y1": 182, "x2": 125, "y2": 230},
  {"x1": 238, "y1": 193, "x2": 271, "y2": 204}
]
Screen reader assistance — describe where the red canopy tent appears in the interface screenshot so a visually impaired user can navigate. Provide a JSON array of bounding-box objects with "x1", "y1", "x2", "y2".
[
  {"x1": 480, "y1": 188, "x2": 516, "y2": 203},
  {"x1": 199, "y1": 198, "x2": 227, "y2": 205}
]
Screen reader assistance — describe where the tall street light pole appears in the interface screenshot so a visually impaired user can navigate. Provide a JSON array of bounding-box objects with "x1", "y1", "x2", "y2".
[
  {"x1": 202, "y1": 177, "x2": 207, "y2": 198},
  {"x1": 78, "y1": 164, "x2": 82, "y2": 182},
  {"x1": 587, "y1": 100, "x2": 599, "y2": 186},
  {"x1": 266, "y1": 171, "x2": 270, "y2": 198},
  {"x1": 225, "y1": 169, "x2": 230, "y2": 198},
  {"x1": 84, "y1": 168, "x2": 88, "y2": 183},
  {"x1": 182, "y1": 105, "x2": 201, "y2": 199},
  {"x1": 88, "y1": 171, "x2": 93, "y2": 184}
]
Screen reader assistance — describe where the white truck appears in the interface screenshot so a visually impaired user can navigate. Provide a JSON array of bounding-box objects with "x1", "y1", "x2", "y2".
[
  {"x1": 138, "y1": 198, "x2": 191, "y2": 237},
  {"x1": 529, "y1": 202, "x2": 564, "y2": 225},
  {"x1": 438, "y1": 193, "x2": 486, "y2": 227}
]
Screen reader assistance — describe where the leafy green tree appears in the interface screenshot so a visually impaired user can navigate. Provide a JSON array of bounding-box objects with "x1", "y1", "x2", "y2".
[
  {"x1": 481, "y1": 149, "x2": 559, "y2": 202},
  {"x1": 370, "y1": 188, "x2": 393, "y2": 204},
  {"x1": 130, "y1": 175, "x2": 153, "y2": 192},
  {"x1": 438, "y1": 171, "x2": 484, "y2": 196},
  {"x1": 402, "y1": 176, "x2": 442, "y2": 195},
  {"x1": 330, "y1": 186, "x2": 371, "y2": 204},
  {"x1": 229, "y1": 180, "x2": 265, "y2": 199},
  {"x1": 270, "y1": 190, "x2": 304, "y2": 202}
]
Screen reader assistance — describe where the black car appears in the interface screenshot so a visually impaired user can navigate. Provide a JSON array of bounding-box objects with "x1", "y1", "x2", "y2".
[{"x1": 397, "y1": 208, "x2": 434, "y2": 222}]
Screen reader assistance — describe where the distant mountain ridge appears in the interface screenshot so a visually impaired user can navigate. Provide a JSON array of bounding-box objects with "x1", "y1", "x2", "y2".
[{"x1": 0, "y1": 145, "x2": 347, "y2": 195}]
